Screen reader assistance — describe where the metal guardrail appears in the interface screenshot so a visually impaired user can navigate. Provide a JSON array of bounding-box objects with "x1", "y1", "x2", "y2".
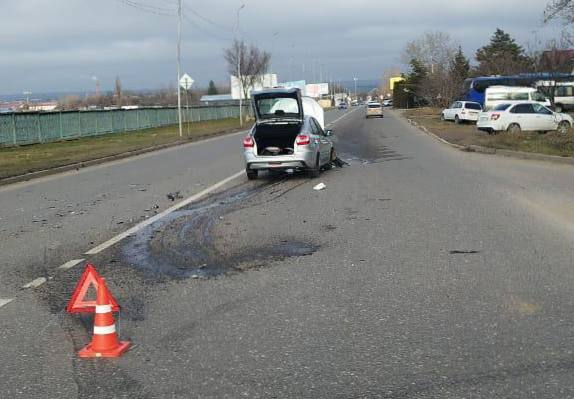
[{"x1": 0, "y1": 105, "x2": 248, "y2": 146}]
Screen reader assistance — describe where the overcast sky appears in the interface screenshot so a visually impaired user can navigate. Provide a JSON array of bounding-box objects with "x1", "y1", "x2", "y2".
[{"x1": 0, "y1": 0, "x2": 562, "y2": 95}]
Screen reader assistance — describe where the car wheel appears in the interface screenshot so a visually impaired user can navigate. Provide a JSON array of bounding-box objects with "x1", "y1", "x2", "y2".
[
  {"x1": 440, "y1": 113, "x2": 445, "y2": 121},
  {"x1": 324, "y1": 148, "x2": 336, "y2": 170},
  {"x1": 455, "y1": 115, "x2": 461, "y2": 124},
  {"x1": 555, "y1": 104, "x2": 564, "y2": 113},
  {"x1": 246, "y1": 169, "x2": 258, "y2": 180},
  {"x1": 507, "y1": 123, "x2": 521, "y2": 134},
  {"x1": 557, "y1": 120, "x2": 571, "y2": 135},
  {"x1": 308, "y1": 154, "x2": 321, "y2": 178}
]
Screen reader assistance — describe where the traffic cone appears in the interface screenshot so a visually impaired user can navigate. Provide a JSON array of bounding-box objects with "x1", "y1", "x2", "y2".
[{"x1": 78, "y1": 278, "x2": 130, "y2": 358}]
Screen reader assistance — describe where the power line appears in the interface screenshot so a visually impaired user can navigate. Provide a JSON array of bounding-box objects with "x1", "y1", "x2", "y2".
[
  {"x1": 114, "y1": 0, "x2": 176, "y2": 16},
  {"x1": 182, "y1": 1, "x2": 234, "y2": 32}
]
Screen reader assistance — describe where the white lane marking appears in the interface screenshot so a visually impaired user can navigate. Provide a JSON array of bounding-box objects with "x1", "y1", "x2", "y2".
[
  {"x1": 0, "y1": 298, "x2": 14, "y2": 308},
  {"x1": 58, "y1": 259, "x2": 85, "y2": 270},
  {"x1": 22, "y1": 277, "x2": 47, "y2": 289},
  {"x1": 326, "y1": 107, "x2": 362, "y2": 127},
  {"x1": 85, "y1": 170, "x2": 245, "y2": 255}
]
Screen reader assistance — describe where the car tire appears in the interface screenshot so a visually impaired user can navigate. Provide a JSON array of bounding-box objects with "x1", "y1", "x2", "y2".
[
  {"x1": 507, "y1": 123, "x2": 521, "y2": 134},
  {"x1": 324, "y1": 148, "x2": 336, "y2": 170},
  {"x1": 557, "y1": 120, "x2": 571, "y2": 135},
  {"x1": 440, "y1": 113, "x2": 445, "y2": 121},
  {"x1": 308, "y1": 154, "x2": 321, "y2": 178},
  {"x1": 455, "y1": 115, "x2": 461, "y2": 124},
  {"x1": 246, "y1": 169, "x2": 258, "y2": 180}
]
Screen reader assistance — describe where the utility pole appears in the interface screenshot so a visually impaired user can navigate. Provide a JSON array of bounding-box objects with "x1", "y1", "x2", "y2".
[
  {"x1": 176, "y1": 0, "x2": 183, "y2": 137},
  {"x1": 353, "y1": 77, "x2": 358, "y2": 100},
  {"x1": 236, "y1": 4, "x2": 245, "y2": 128}
]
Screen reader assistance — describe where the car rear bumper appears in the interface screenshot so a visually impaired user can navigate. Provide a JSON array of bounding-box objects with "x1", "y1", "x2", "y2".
[{"x1": 244, "y1": 151, "x2": 315, "y2": 170}]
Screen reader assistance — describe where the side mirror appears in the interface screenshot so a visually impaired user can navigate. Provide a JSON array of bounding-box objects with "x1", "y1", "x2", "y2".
[{"x1": 325, "y1": 129, "x2": 333, "y2": 137}]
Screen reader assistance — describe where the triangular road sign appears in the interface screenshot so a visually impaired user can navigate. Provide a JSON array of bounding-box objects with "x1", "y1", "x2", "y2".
[{"x1": 66, "y1": 264, "x2": 120, "y2": 313}]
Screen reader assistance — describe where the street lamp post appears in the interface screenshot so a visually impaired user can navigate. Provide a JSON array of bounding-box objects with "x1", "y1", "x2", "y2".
[
  {"x1": 353, "y1": 77, "x2": 358, "y2": 100},
  {"x1": 236, "y1": 4, "x2": 245, "y2": 127},
  {"x1": 176, "y1": 0, "x2": 183, "y2": 137}
]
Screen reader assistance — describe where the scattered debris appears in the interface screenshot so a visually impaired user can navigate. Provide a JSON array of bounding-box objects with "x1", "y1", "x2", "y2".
[
  {"x1": 449, "y1": 250, "x2": 480, "y2": 254},
  {"x1": 167, "y1": 191, "x2": 183, "y2": 201},
  {"x1": 332, "y1": 157, "x2": 348, "y2": 168},
  {"x1": 313, "y1": 183, "x2": 326, "y2": 191}
]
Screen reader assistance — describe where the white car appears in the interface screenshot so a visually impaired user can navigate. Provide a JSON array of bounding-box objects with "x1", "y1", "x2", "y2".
[
  {"x1": 441, "y1": 101, "x2": 482, "y2": 123},
  {"x1": 477, "y1": 102, "x2": 573, "y2": 134}
]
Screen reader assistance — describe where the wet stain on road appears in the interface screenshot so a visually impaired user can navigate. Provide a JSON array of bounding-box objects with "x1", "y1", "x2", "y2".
[{"x1": 121, "y1": 181, "x2": 319, "y2": 279}]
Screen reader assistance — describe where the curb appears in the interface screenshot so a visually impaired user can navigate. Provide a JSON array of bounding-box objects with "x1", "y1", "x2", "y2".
[
  {"x1": 405, "y1": 116, "x2": 574, "y2": 166},
  {"x1": 0, "y1": 129, "x2": 242, "y2": 187}
]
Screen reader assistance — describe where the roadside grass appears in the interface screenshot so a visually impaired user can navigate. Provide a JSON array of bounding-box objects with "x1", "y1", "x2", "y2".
[
  {"x1": 0, "y1": 118, "x2": 244, "y2": 179},
  {"x1": 404, "y1": 107, "x2": 574, "y2": 158}
]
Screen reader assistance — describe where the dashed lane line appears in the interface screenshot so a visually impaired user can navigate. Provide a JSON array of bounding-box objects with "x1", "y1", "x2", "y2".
[
  {"x1": 0, "y1": 298, "x2": 14, "y2": 308},
  {"x1": 22, "y1": 277, "x2": 47, "y2": 289},
  {"x1": 58, "y1": 259, "x2": 85, "y2": 270},
  {"x1": 85, "y1": 170, "x2": 245, "y2": 255}
]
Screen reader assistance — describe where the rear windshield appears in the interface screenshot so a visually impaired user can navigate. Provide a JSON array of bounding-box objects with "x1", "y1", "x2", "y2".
[
  {"x1": 257, "y1": 98, "x2": 300, "y2": 118},
  {"x1": 368, "y1": 104, "x2": 381, "y2": 108},
  {"x1": 493, "y1": 103, "x2": 511, "y2": 111},
  {"x1": 465, "y1": 103, "x2": 481, "y2": 110}
]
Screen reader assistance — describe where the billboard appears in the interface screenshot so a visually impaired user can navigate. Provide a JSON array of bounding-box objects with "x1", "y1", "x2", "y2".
[
  {"x1": 278, "y1": 80, "x2": 307, "y2": 94},
  {"x1": 305, "y1": 83, "x2": 329, "y2": 98},
  {"x1": 231, "y1": 73, "x2": 278, "y2": 99}
]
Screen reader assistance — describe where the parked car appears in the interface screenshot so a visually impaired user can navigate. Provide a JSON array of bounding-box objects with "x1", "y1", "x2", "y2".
[
  {"x1": 243, "y1": 88, "x2": 336, "y2": 180},
  {"x1": 382, "y1": 99, "x2": 393, "y2": 107},
  {"x1": 338, "y1": 102, "x2": 348, "y2": 110},
  {"x1": 366, "y1": 102, "x2": 383, "y2": 118},
  {"x1": 537, "y1": 81, "x2": 574, "y2": 113},
  {"x1": 441, "y1": 101, "x2": 482, "y2": 124},
  {"x1": 484, "y1": 86, "x2": 550, "y2": 110},
  {"x1": 477, "y1": 102, "x2": 573, "y2": 134}
]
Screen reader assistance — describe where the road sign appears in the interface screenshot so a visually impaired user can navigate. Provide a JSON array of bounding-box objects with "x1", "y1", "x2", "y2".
[{"x1": 180, "y1": 73, "x2": 194, "y2": 90}]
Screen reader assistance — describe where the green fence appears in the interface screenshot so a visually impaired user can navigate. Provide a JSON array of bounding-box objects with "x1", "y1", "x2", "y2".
[{"x1": 0, "y1": 105, "x2": 248, "y2": 147}]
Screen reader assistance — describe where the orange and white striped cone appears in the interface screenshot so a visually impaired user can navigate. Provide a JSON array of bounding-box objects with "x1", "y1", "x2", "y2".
[{"x1": 78, "y1": 278, "x2": 130, "y2": 358}]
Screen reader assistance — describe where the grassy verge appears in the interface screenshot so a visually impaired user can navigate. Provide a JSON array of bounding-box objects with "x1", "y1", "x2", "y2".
[
  {"x1": 404, "y1": 107, "x2": 574, "y2": 158},
  {"x1": 0, "y1": 118, "x2": 243, "y2": 179}
]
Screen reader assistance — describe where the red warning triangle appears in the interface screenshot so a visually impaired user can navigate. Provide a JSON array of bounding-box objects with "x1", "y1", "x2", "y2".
[{"x1": 66, "y1": 264, "x2": 120, "y2": 313}]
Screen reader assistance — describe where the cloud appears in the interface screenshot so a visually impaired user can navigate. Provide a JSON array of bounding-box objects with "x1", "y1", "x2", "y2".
[{"x1": 0, "y1": 0, "x2": 559, "y2": 95}]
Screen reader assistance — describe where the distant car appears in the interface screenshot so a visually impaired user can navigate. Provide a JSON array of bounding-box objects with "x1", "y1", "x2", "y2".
[
  {"x1": 243, "y1": 88, "x2": 336, "y2": 180},
  {"x1": 366, "y1": 102, "x2": 383, "y2": 118},
  {"x1": 441, "y1": 101, "x2": 482, "y2": 124},
  {"x1": 477, "y1": 102, "x2": 573, "y2": 134},
  {"x1": 382, "y1": 99, "x2": 393, "y2": 107},
  {"x1": 338, "y1": 102, "x2": 348, "y2": 110}
]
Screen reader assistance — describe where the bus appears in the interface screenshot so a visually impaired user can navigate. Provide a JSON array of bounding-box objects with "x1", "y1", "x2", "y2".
[{"x1": 462, "y1": 73, "x2": 574, "y2": 106}]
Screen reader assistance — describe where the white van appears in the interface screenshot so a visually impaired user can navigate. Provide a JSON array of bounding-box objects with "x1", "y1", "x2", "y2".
[
  {"x1": 484, "y1": 86, "x2": 550, "y2": 110},
  {"x1": 537, "y1": 81, "x2": 574, "y2": 113}
]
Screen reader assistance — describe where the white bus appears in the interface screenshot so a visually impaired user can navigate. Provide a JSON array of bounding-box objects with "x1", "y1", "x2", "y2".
[{"x1": 484, "y1": 86, "x2": 550, "y2": 111}]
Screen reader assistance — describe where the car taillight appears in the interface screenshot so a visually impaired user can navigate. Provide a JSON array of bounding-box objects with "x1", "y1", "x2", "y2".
[
  {"x1": 491, "y1": 113, "x2": 500, "y2": 120},
  {"x1": 296, "y1": 134, "x2": 310, "y2": 145},
  {"x1": 243, "y1": 135, "x2": 254, "y2": 148}
]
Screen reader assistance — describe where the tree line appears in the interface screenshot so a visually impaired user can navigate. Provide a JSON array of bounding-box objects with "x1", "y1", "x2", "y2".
[{"x1": 400, "y1": 2, "x2": 574, "y2": 108}]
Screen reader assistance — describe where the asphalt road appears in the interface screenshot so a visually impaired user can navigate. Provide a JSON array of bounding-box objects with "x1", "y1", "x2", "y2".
[{"x1": 2, "y1": 107, "x2": 574, "y2": 398}]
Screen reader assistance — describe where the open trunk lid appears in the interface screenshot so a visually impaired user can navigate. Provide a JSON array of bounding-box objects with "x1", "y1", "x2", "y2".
[{"x1": 251, "y1": 88, "x2": 303, "y2": 124}]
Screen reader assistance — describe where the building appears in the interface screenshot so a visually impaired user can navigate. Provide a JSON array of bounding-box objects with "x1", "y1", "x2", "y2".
[{"x1": 199, "y1": 94, "x2": 236, "y2": 106}]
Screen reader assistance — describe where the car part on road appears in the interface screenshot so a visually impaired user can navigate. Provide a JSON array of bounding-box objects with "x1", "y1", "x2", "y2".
[
  {"x1": 167, "y1": 191, "x2": 183, "y2": 201},
  {"x1": 313, "y1": 183, "x2": 326, "y2": 191}
]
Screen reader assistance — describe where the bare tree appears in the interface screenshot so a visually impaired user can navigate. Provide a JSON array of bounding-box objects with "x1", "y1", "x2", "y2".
[
  {"x1": 401, "y1": 31, "x2": 459, "y2": 107},
  {"x1": 223, "y1": 39, "x2": 271, "y2": 102},
  {"x1": 114, "y1": 76, "x2": 123, "y2": 107}
]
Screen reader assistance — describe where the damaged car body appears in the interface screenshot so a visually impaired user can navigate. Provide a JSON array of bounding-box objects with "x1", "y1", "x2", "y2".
[{"x1": 243, "y1": 88, "x2": 336, "y2": 180}]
